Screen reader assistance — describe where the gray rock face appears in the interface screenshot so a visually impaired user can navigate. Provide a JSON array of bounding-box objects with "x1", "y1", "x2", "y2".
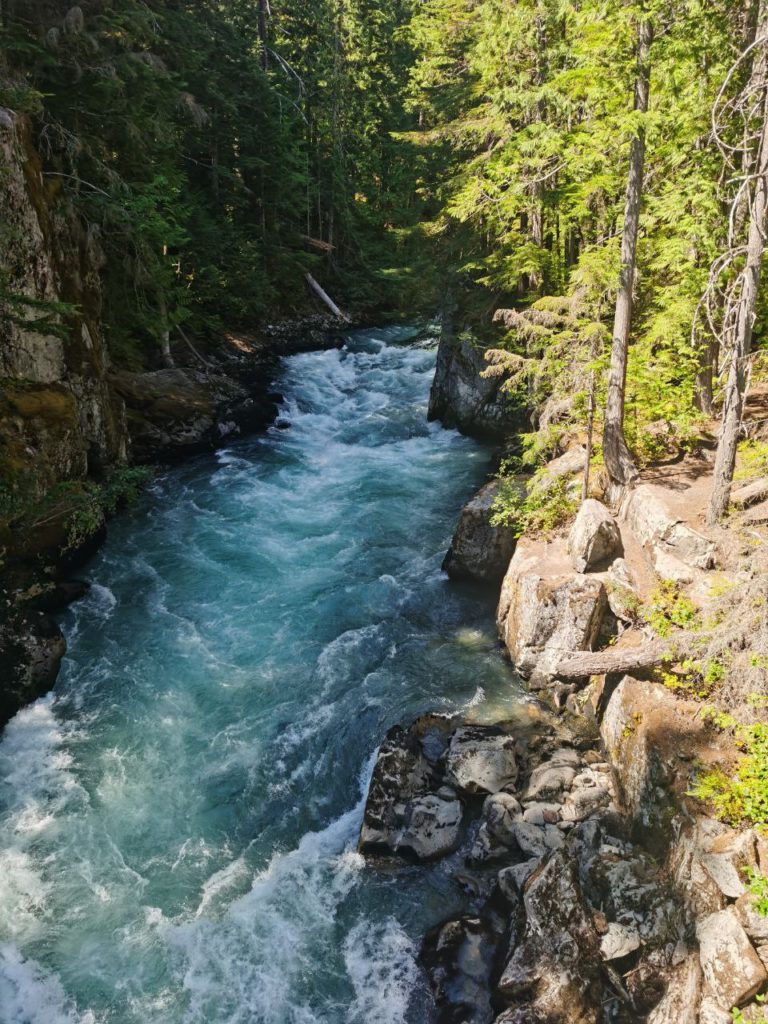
[
  {"x1": 606, "y1": 557, "x2": 640, "y2": 621},
  {"x1": 445, "y1": 726, "x2": 518, "y2": 795},
  {"x1": 621, "y1": 484, "x2": 715, "y2": 571},
  {"x1": 358, "y1": 724, "x2": 434, "y2": 855},
  {"x1": 498, "y1": 851, "x2": 602, "y2": 1022},
  {"x1": 443, "y1": 481, "x2": 517, "y2": 584},
  {"x1": 600, "y1": 676, "x2": 672, "y2": 829},
  {"x1": 647, "y1": 953, "x2": 702, "y2": 1024},
  {"x1": 399, "y1": 793, "x2": 464, "y2": 860},
  {"x1": 428, "y1": 330, "x2": 523, "y2": 441},
  {"x1": 697, "y1": 908, "x2": 768, "y2": 1011},
  {"x1": 736, "y1": 892, "x2": 768, "y2": 944},
  {"x1": 497, "y1": 554, "x2": 607, "y2": 679},
  {"x1": 567, "y1": 499, "x2": 622, "y2": 572}
]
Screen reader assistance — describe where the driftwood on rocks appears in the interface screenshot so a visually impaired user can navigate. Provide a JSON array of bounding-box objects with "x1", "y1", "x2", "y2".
[{"x1": 553, "y1": 637, "x2": 670, "y2": 679}]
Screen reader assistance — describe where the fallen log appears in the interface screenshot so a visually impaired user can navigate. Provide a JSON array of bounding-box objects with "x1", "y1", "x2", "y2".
[
  {"x1": 305, "y1": 273, "x2": 351, "y2": 321},
  {"x1": 553, "y1": 637, "x2": 671, "y2": 679}
]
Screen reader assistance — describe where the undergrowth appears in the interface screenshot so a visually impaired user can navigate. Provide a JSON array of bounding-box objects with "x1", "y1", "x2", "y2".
[
  {"x1": 691, "y1": 711, "x2": 768, "y2": 828},
  {"x1": 15, "y1": 467, "x2": 152, "y2": 551}
]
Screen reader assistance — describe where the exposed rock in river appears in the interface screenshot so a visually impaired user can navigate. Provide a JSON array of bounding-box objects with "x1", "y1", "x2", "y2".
[
  {"x1": 0, "y1": 605, "x2": 66, "y2": 723},
  {"x1": 443, "y1": 481, "x2": 518, "y2": 584}
]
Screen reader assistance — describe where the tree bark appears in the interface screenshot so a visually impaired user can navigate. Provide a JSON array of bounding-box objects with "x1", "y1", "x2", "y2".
[
  {"x1": 553, "y1": 637, "x2": 669, "y2": 680},
  {"x1": 257, "y1": 0, "x2": 269, "y2": 71},
  {"x1": 158, "y1": 292, "x2": 174, "y2": 369},
  {"x1": 305, "y1": 273, "x2": 350, "y2": 320},
  {"x1": 602, "y1": 16, "x2": 653, "y2": 489},
  {"x1": 708, "y1": 92, "x2": 768, "y2": 521}
]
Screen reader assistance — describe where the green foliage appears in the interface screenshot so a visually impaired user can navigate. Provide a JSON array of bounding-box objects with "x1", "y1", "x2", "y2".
[
  {"x1": 745, "y1": 868, "x2": 768, "y2": 918},
  {"x1": 490, "y1": 472, "x2": 578, "y2": 538},
  {"x1": 691, "y1": 721, "x2": 768, "y2": 828},
  {"x1": 28, "y1": 467, "x2": 152, "y2": 551},
  {"x1": 735, "y1": 440, "x2": 768, "y2": 483},
  {"x1": 644, "y1": 579, "x2": 700, "y2": 638}
]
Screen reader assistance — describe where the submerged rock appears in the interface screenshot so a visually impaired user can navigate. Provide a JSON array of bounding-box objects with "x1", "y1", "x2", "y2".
[
  {"x1": 421, "y1": 916, "x2": 499, "y2": 1024},
  {"x1": 443, "y1": 481, "x2": 517, "y2": 584}
]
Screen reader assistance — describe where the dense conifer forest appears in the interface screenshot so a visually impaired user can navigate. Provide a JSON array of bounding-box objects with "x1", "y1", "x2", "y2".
[{"x1": 3, "y1": 0, "x2": 768, "y2": 513}]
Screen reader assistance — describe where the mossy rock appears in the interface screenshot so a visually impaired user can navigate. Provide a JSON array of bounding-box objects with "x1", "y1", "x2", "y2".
[{"x1": 4, "y1": 382, "x2": 78, "y2": 424}]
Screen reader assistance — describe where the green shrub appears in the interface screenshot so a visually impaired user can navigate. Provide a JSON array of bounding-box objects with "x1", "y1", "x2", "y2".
[
  {"x1": 490, "y1": 473, "x2": 578, "y2": 538},
  {"x1": 643, "y1": 579, "x2": 700, "y2": 638},
  {"x1": 691, "y1": 721, "x2": 768, "y2": 827}
]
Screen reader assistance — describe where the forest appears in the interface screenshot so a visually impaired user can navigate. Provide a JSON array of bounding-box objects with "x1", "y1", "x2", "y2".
[
  {"x1": 4, "y1": 2, "x2": 768, "y2": 1023},
  {"x1": 2, "y1": 0, "x2": 767, "y2": 515}
]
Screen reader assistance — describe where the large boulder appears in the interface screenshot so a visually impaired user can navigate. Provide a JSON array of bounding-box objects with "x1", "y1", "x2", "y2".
[
  {"x1": 646, "y1": 954, "x2": 702, "y2": 1024},
  {"x1": 445, "y1": 725, "x2": 518, "y2": 795},
  {"x1": 498, "y1": 850, "x2": 603, "y2": 1022},
  {"x1": 497, "y1": 542, "x2": 606, "y2": 679},
  {"x1": 567, "y1": 499, "x2": 622, "y2": 572},
  {"x1": 110, "y1": 368, "x2": 279, "y2": 462},
  {"x1": 697, "y1": 908, "x2": 767, "y2": 1011},
  {"x1": 621, "y1": 484, "x2": 715, "y2": 571},
  {"x1": 443, "y1": 481, "x2": 518, "y2": 584},
  {"x1": 358, "y1": 721, "x2": 465, "y2": 860},
  {"x1": 428, "y1": 331, "x2": 523, "y2": 441}
]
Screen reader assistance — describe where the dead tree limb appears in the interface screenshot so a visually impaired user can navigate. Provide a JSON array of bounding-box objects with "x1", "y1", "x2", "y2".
[
  {"x1": 553, "y1": 637, "x2": 671, "y2": 679},
  {"x1": 305, "y1": 273, "x2": 350, "y2": 321}
]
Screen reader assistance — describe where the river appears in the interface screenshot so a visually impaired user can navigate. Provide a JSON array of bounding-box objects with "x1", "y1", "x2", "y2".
[{"x1": 0, "y1": 326, "x2": 521, "y2": 1024}]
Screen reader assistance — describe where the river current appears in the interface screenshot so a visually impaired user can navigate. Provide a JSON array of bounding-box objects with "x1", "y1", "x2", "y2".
[{"x1": 0, "y1": 326, "x2": 521, "y2": 1024}]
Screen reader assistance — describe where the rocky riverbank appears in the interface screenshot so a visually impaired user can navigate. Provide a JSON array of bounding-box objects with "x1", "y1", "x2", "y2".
[{"x1": 358, "y1": 325, "x2": 768, "y2": 1022}]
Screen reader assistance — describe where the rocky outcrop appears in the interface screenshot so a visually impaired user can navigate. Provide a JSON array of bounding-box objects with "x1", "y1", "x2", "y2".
[
  {"x1": 443, "y1": 481, "x2": 517, "y2": 584},
  {"x1": 0, "y1": 605, "x2": 66, "y2": 724},
  {"x1": 0, "y1": 109, "x2": 127, "y2": 518},
  {"x1": 620, "y1": 484, "x2": 715, "y2": 571},
  {"x1": 428, "y1": 329, "x2": 524, "y2": 440},
  {"x1": 358, "y1": 717, "x2": 465, "y2": 860},
  {"x1": 359, "y1": 708, "x2": 701, "y2": 1024},
  {"x1": 110, "y1": 368, "x2": 279, "y2": 462},
  {"x1": 496, "y1": 540, "x2": 607, "y2": 681}
]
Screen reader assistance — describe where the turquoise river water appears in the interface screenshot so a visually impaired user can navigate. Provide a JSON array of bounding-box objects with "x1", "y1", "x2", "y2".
[{"x1": 0, "y1": 326, "x2": 522, "y2": 1024}]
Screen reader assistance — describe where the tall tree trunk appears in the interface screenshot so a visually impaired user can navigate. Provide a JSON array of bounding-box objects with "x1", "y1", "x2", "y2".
[
  {"x1": 257, "y1": 0, "x2": 269, "y2": 71},
  {"x1": 708, "y1": 85, "x2": 768, "y2": 522},
  {"x1": 602, "y1": 16, "x2": 653, "y2": 489},
  {"x1": 694, "y1": 338, "x2": 716, "y2": 415},
  {"x1": 158, "y1": 292, "x2": 174, "y2": 369}
]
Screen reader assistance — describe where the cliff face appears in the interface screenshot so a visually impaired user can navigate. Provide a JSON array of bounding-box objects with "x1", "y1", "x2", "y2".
[
  {"x1": 0, "y1": 110, "x2": 128, "y2": 526},
  {"x1": 428, "y1": 324, "x2": 526, "y2": 442}
]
